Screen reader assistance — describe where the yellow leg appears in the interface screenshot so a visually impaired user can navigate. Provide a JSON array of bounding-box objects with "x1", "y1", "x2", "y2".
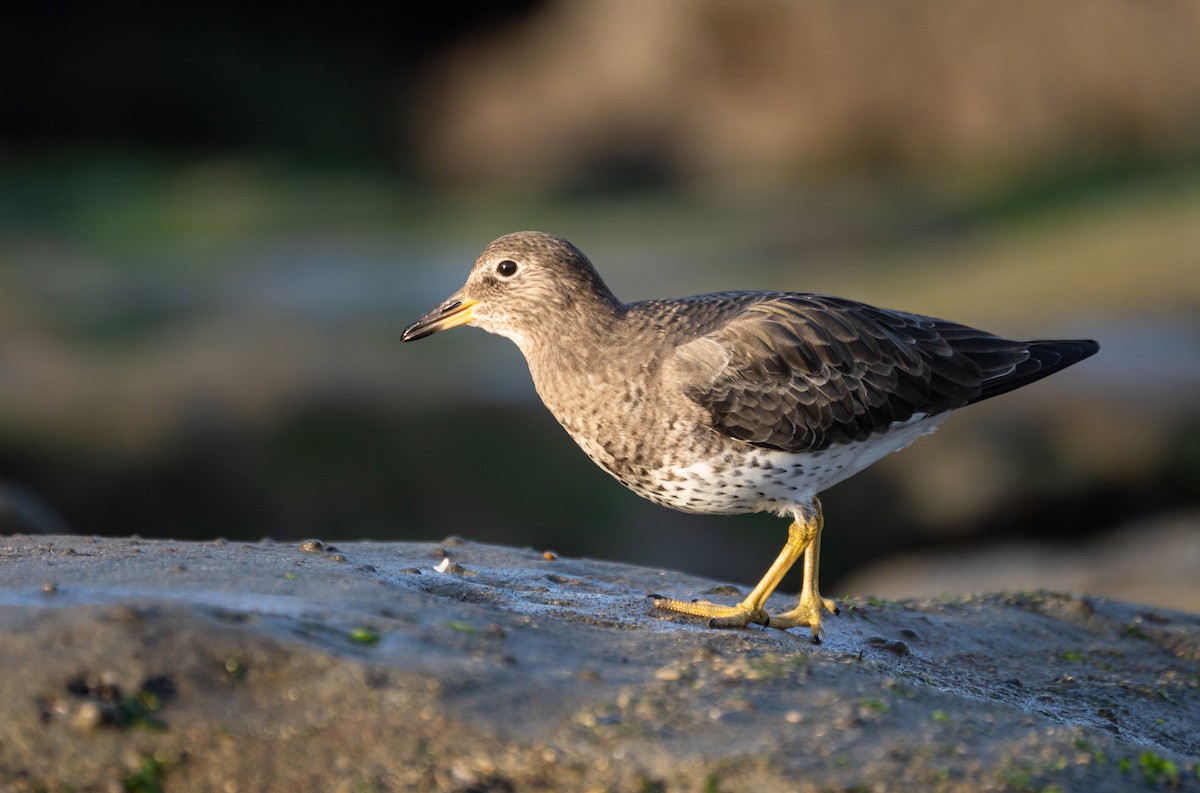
[
  {"x1": 763, "y1": 514, "x2": 840, "y2": 639},
  {"x1": 652, "y1": 498, "x2": 839, "y2": 640}
]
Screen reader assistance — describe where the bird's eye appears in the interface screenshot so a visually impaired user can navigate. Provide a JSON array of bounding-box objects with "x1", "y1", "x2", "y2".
[{"x1": 496, "y1": 260, "x2": 518, "y2": 278}]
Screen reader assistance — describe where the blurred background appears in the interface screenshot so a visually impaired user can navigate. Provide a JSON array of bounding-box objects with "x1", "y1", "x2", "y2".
[{"x1": 2, "y1": 0, "x2": 1198, "y2": 609}]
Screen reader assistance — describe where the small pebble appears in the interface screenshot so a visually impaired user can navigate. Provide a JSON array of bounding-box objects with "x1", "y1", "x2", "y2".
[
  {"x1": 704, "y1": 584, "x2": 741, "y2": 596},
  {"x1": 41, "y1": 581, "x2": 58, "y2": 595},
  {"x1": 299, "y1": 539, "x2": 324, "y2": 553},
  {"x1": 542, "y1": 550, "x2": 558, "y2": 561},
  {"x1": 866, "y1": 636, "x2": 911, "y2": 656},
  {"x1": 71, "y1": 701, "x2": 106, "y2": 731}
]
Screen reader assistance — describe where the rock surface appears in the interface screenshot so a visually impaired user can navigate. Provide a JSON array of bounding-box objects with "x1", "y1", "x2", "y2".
[{"x1": 1, "y1": 535, "x2": 1197, "y2": 792}]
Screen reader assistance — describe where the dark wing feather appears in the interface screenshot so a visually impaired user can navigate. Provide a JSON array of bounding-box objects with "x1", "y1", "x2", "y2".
[{"x1": 669, "y1": 293, "x2": 1097, "y2": 453}]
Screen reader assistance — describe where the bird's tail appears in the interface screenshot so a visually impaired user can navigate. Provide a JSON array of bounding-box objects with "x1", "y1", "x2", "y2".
[{"x1": 972, "y1": 339, "x2": 1099, "y2": 403}]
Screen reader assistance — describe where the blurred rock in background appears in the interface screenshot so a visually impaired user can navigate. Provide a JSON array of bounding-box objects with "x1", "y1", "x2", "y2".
[
  {"x1": 1, "y1": 0, "x2": 1197, "y2": 607},
  {"x1": 416, "y1": 0, "x2": 1200, "y2": 192}
]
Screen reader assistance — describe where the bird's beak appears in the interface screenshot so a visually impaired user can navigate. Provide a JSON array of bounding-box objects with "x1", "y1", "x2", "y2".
[{"x1": 402, "y1": 294, "x2": 478, "y2": 342}]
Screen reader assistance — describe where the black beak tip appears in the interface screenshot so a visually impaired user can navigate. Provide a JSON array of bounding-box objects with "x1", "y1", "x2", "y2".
[{"x1": 401, "y1": 323, "x2": 428, "y2": 343}]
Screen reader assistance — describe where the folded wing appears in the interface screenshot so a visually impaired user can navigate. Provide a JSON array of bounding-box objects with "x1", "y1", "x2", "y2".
[{"x1": 668, "y1": 294, "x2": 1097, "y2": 453}]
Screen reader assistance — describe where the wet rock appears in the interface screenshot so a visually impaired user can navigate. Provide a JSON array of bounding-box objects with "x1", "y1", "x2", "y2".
[{"x1": 0, "y1": 535, "x2": 1196, "y2": 792}]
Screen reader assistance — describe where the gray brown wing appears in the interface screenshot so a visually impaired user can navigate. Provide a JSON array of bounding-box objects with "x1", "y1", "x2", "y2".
[{"x1": 670, "y1": 294, "x2": 1096, "y2": 453}]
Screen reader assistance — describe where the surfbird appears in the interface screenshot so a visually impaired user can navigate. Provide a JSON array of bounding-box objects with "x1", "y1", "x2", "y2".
[{"x1": 403, "y1": 231, "x2": 1098, "y2": 640}]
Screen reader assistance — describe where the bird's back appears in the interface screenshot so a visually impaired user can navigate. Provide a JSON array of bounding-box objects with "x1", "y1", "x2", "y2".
[{"x1": 636, "y1": 291, "x2": 1098, "y2": 454}]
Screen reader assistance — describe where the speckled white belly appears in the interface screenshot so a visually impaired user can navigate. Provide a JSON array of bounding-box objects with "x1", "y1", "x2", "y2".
[{"x1": 618, "y1": 414, "x2": 947, "y2": 517}]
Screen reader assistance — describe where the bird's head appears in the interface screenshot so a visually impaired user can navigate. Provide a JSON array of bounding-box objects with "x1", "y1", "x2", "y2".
[{"x1": 402, "y1": 231, "x2": 617, "y2": 349}]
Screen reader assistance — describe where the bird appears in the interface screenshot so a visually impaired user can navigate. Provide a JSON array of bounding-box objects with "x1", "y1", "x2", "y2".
[{"x1": 402, "y1": 231, "x2": 1098, "y2": 641}]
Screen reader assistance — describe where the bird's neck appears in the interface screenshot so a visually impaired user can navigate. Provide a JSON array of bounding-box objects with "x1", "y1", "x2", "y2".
[{"x1": 514, "y1": 297, "x2": 627, "y2": 409}]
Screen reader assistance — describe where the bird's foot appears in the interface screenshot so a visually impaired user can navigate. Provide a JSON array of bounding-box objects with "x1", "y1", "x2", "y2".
[
  {"x1": 649, "y1": 595, "x2": 769, "y2": 628},
  {"x1": 765, "y1": 592, "x2": 840, "y2": 643}
]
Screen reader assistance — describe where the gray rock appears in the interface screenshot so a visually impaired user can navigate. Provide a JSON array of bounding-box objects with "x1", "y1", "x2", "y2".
[{"x1": 1, "y1": 535, "x2": 1196, "y2": 792}]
